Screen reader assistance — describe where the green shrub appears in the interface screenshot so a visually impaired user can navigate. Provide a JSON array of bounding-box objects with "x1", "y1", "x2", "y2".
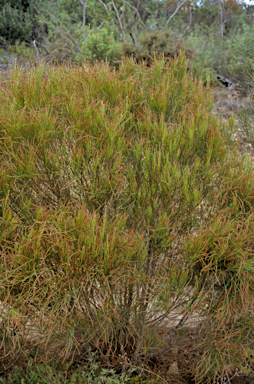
[
  {"x1": 123, "y1": 29, "x2": 191, "y2": 64},
  {"x1": 77, "y1": 26, "x2": 123, "y2": 64},
  {"x1": 185, "y1": 26, "x2": 229, "y2": 84},
  {"x1": 0, "y1": 48, "x2": 9, "y2": 64},
  {"x1": 0, "y1": 55, "x2": 254, "y2": 383},
  {"x1": 185, "y1": 22, "x2": 254, "y2": 91},
  {"x1": 1, "y1": 357, "x2": 130, "y2": 383},
  {"x1": 238, "y1": 72, "x2": 254, "y2": 145},
  {"x1": 228, "y1": 24, "x2": 254, "y2": 90},
  {"x1": 238, "y1": 104, "x2": 254, "y2": 146},
  {"x1": 7, "y1": 41, "x2": 36, "y2": 62},
  {"x1": 0, "y1": 1, "x2": 38, "y2": 45}
]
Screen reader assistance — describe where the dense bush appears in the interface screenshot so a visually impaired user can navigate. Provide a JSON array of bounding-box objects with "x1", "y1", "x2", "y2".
[
  {"x1": 1, "y1": 0, "x2": 253, "y2": 96},
  {"x1": 185, "y1": 21, "x2": 254, "y2": 91},
  {"x1": 0, "y1": 55, "x2": 254, "y2": 383},
  {"x1": 228, "y1": 24, "x2": 254, "y2": 90},
  {"x1": 123, "y1": 29, "x2": 191, "y2": 64},
  {"x1": 1, "y1": 357, "x2": 130, "y2": 384},
  {"x1": 185, "y1": 26, "x2": 231, "y2": 83},
  {"x1": 0, "y1": 0, "x2": 40, "y2": 45},
  {"x1": 77, "y1": 26, "x2": 123, "y2": 64}
]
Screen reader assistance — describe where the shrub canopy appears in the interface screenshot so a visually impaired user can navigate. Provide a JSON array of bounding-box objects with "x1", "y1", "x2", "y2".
[{"x1": 0, "y1": 55, "x2": 254, "y2": 382}]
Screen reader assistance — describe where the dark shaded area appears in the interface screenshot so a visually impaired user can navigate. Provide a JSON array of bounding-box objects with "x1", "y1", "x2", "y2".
[{"x1": 0, "y1": 0, "x2": 41, "y2": 45}]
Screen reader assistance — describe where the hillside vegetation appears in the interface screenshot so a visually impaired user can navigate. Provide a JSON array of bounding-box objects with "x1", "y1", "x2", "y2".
[
  {"x1": 0, "y1": 55, "x2": 254, "y2": 383},
  {"x1": 1, "y1": 0, "x2": 254, "y2": 95}
]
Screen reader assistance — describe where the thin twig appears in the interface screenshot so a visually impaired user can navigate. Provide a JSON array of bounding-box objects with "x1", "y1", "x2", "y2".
[
  {"x1": 225, "y1": 370, "x2": 232, "y2": 383},
  {"x1": 130, "y1": 365, "x2": 169, "y2": 384},
  {"x1": 33, "y1": 39, "x2": 49, "y2": 55},
  {"x1": 33, "y1": 40, "x2": 40, "y2": 60},
  {"x1": 97, "y1": 0, "x2": 118, "y2": 34},
  {"x1": 97, "y1": 0, "x2": 110, "y2": 16},
  {"x1": 165, "y1": 0, "x2": 189, "y2": 28},
  {"x1": 87, "y1": 22, "x2": 104, "y2": 37},
  {"x1": 130, "y1": 33, "x2": 136, "y2": 46},
  {"x1": 111, "y1": 0, "x2": 126, "y2": 41},
  {"x1": 122, "y1": 0, "x2": 145, "y2": 26},
  {"x1": 44, "y1": 10, "x2": 81, "y2": 52},
  {"x1": 144, "y1": 312, "x2": 190, "y2": 360},
  {"x1": 180, "y1": 9, "x2": 192, "y2": 37}
]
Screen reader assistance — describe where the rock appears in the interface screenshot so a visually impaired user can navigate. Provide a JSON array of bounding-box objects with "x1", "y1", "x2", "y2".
[{"x1": 214, "y1": 73, "x2": 233, "y2": 88}]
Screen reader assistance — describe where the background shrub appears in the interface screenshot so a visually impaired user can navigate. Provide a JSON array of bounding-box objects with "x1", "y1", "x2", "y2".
[
  {"x1": 123, "y1": 29, "x2": 191, "y2": 65},
  {"x1": 238, "y1": 71, "x2": 254, "y2": 145},
  {"x1": 77, "y1": 26, "x2": 123, "y2": 64},
  {"x1": 0, "y1": 0, "x2": 40, "y2": 45},
  {"x1": 1, "y1": 356, "x2": 130, "y2": 384}
]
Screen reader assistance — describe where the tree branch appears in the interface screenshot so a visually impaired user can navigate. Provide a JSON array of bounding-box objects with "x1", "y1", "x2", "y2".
[
  {"x1": 219, "y1": 0, "x2": 226, "y2": 37},
  {"x1": 33, "y1": 40, "x2": 40, "y2": 60},
  {"x1": 122, "y1": 0, "x2": 145, "y2": 27},
  {"x1": 44, "y1": 10, "x2": 81, "y2": 52},
  {"x1": 97, "y1": 0, "x2": 110, "y2": 16},
  {"x1": 180, "y1": 8, "x2": 192, "y2": 37},
  {"x1": 130, "y1": 32, "x2": 136, "y2": 46},
  {"x1": 78, "y1": 0, "x2": 88, "y2": 41},
  {"x1": 165, "y1": 0, "x2": 189, "y2": 28},
  {"x1": 111, "y1": 0, "x2": 126, "y2": 41}
]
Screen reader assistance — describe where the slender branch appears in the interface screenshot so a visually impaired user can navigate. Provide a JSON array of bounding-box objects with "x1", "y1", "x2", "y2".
[
  {"x1": 165, "y1": 0, "x2": 189, "y2": 28},
  {"x1": 33, "y1": 39, "x2": 49, "y2": 54},
  {"x1": 122, "y1": 0, "x2": 145, "y2": 27},
  {"x1": 111, "y1": 0, "x2": 126, "y2": 41},
  {"x1": 180, "y1": 8, "x2": 192, "y2": 37},
  {"x1": 97, "y1": 0, "x2": 119, "y2": 34},
  {"x1": 133, "y1": 287, "x2": 149, "y2": 360},
  {"x1": 219, "y1": 0, "x2": 224, "y2": 37},
  {"x1": 144, "y1": 312, "x2": 190, "y2": 360},
  {"x1": 78, "y1": 0, "x2": 88, "y2": 41},
  {"x1": 137, "y1": 0, "x2": 140, "y2": 20},
  {"x1": 130, "y1": 32, "x2": 136, "y2": 46},
  {"x1": 97, "y1": 0, "x2": 110, "y2": 15},
  {"x1": 87, "y1": 22, "x2": 104, "y2": 37},
  {"x1": 130, "y1": 365, "x2": 169, "y2": 384},
  {"x1": 33, "y1": 40, "x2": 40, "y2": 60},
  {"x1": 44, "y1": 10, "x2": 81, "y2": 52},
  {"x1": 145, "y1": 297, "x2": 189, "y2": 327}
]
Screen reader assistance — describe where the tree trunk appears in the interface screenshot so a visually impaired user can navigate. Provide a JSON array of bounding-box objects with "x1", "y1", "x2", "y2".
[{"x1": 79, "y1": 0, "x2": 87, "y2": 41}]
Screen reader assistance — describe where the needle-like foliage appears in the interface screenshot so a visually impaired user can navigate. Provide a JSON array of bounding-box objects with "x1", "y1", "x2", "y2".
[{"x1": 0, "y1": 54, "x2": 253, "y2": 382}]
